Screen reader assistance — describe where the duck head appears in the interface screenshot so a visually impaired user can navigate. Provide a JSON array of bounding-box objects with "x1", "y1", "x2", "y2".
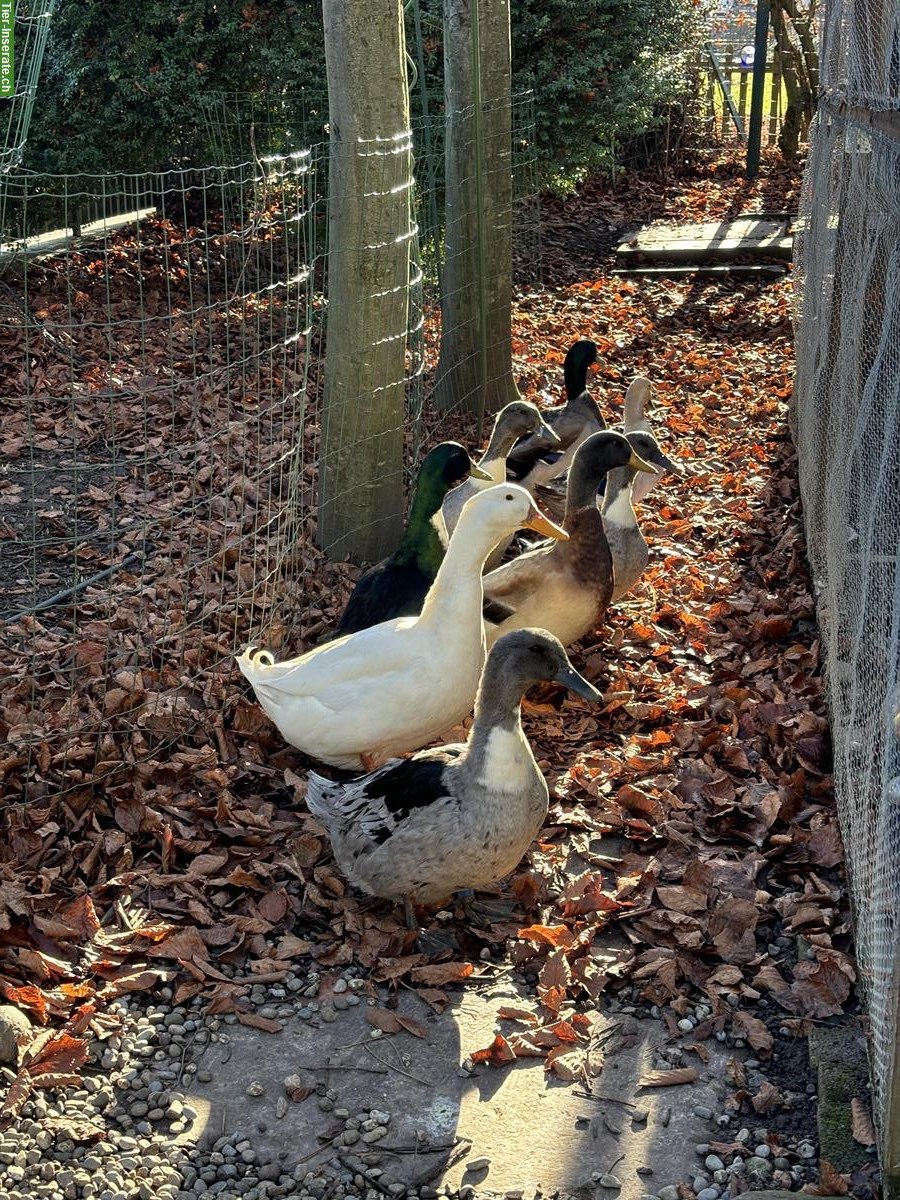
[
  {"x1": 487, "y1": 627, "x2": 601, "y2": 702},
  {"x1": 624, "y1": 430, "x2": 678, "y2": 475},
  {"x1": 460, "y1": 483, "x2": 569, "y2": 545},
  {"x1": 420, "y1": 441, "x2": 493, "y2": 495},
  {"x1": 567, "y1": 430, "x2": 655, "y2": 508},
  {"x1": 488, "y1": 400, "x2": 560, "y2": 459}
]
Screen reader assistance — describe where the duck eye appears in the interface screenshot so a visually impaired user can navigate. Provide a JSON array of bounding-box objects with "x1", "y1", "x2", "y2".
[{"x1": 505, "y1": 493, "x2": 514, "y2": 500}]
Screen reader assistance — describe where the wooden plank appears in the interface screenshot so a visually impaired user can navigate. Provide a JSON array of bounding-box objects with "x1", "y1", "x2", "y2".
[
  {"x1": 617, "y1": 217, "x2": 793, "y2": 264},
  {"x1": 769, "y1": 52, "x2": 782, "y2": 143}
]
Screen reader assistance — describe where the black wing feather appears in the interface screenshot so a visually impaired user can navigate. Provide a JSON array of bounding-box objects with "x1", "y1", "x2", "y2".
[{"x1": 333, "y1": 560, "x2": 431, "y2": 637}]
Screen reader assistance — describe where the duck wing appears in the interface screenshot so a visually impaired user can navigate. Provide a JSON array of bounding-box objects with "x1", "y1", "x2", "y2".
[
  {"x1": 483, "y1": 541, "x2": 555, "y2": 608},
  {"x1": 308, "y1": 745, "x2": 464, "y2": 847}
]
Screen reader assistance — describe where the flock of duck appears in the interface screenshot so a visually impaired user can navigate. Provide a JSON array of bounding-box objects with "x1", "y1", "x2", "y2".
[{"x1": 237, "y1": 339, "x2": 677, "y2": 926}]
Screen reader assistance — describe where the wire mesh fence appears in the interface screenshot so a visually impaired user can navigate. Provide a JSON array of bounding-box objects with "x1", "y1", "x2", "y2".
[
  {"x1": 0, "y1": 1, "x2": 56, "y2": 173},
  {"x1": 792, "y1": 0, "x2": 900, "y2": 1181},
  {"x1": 0, "y1": 86, "x2": 541, "y2": 797}
]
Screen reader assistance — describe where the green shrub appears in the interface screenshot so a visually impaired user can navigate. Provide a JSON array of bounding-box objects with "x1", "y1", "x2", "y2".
[{"x1": 25, "y1": 1, "x2": 325, "y2": 174}]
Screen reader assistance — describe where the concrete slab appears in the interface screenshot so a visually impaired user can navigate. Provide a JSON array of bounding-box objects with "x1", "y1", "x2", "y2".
[{"x1": 176, "y1": 985, "x2": 737, "y2": 1200}]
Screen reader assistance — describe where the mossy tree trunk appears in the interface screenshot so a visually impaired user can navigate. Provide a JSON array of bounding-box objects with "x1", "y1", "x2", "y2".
[
  {"x1": 317, "y1": 0, "x2": 412, "y2": 564},
  {"x1": 434, "y1": 0, "x2": 521, "y2": 420}
]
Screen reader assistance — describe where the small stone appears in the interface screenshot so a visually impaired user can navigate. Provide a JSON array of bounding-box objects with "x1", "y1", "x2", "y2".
[
  {"x1": 361, "y1": 1128, "x2": 387, "y2": 1144},
  {"x1": 246, "y1": 1082, "x2": 265, "y2": 1099},
  {"x1": 658, "y1": 1188, "x2": 680, "y2": 1200},
  {"x1": 636, "y1": 1167, "x2": 654, "y2": 1177},
  {"x1": 677, "y1": 1019, "x2": 694, "y2": 1033},
  {"x1": 332, "y1": 979, "x2": 348, "y2": 994},
  {"x1": 773, "y1": 1156, "x2": 790, "y2": 1170},
  {"x1": 197, "y1": 1070, "x2": 212, "y2": 1083},
  {"x1": 735, "y1": 1128, "x2": 751, "y2": 1143},
  {"x1": 321, "y1": 1007, "x2": 337, "y2": 1024},
  {"x1": 0, "y1": 1007, "x2": 32, "y2": 1065},
  {"x1": 465, "y1": 1157, "x2": 490, "y2": 1172},
  {"x1": 694, "y1": 1106, "x2": 713, "y2": 1120},
  {"x1": 598, "y1": 1175, "x2": 622, "y2": 1189},
  {"x1": 697, "y1": 1190, "x2": 719, "y2": 1200},
  {"x1": 754, "y1": 1145, "x2": 771, "y2": 1158},
  {"x1": 798, "y1": 1142, "x2": 816, "y2": 1159},
  {"x1": 746, "y1": 1157, "x2": 773, "y2": 1178},
  {"x1": 631, "y1": 1108, "x2": 649, "y2": 1124},
  {"x1": 704, "y1": 1156, "x2": 724, "y2": 1172},
  {"x1": 343, "y1": 1131, "x2": 360, "y2": 1146}
]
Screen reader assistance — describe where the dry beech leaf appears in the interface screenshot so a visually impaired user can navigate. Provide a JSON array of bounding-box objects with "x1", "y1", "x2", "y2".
[
  {"x1": 470, "y1": 1034, "x2": 517, "y2": 1067},
  {"x1": 638, "y1": 1067, "x2": 698, "y2": 1088},
  {"x1": 365, "y1": 1007, "x2": 403, "y2": 1035},
  {"x1": 410, "y1": 962, "x2": 474, "y2": 986},
  {"x1": 395, "y1": 1014, "x2": 427, "y2": 1039},
  {"x1": 236, "y1": 1012, "x2": 282, "y2": 1034}
]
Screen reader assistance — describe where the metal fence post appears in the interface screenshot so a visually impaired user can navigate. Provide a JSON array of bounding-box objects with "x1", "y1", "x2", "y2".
[{"x1": 746, "y1": 0, "x2": 771, "y2": 177}]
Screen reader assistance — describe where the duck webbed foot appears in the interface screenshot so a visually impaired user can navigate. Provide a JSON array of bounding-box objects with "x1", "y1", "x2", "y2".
[
  {"x1": 456, "y1": 888, "x2": 517, "y2": 927},
  {"x1": 361, "y1": 751, "x2": 380, "y2": 772},
  {"x1": 402, "y1": 896, "x2": 419, "y2": 931}
]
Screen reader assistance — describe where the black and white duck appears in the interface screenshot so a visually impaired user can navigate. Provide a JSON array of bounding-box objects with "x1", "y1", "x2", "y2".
[
  {"x1": 305, "y1": 628, "x2": 599, "y2": 920},
  {"x1": 505, "y1": 339, "x2": 604, "y2": 487}
]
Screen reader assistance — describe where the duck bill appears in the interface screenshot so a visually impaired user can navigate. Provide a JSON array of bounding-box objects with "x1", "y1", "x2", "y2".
[
  {"x1": 470, "y1": 464, "x2": 494, "y2": 481},
  {"x1": 553, "y1": 663, "x2": 601, "y2": 702},
  {"x1": 523, "y1": 505, "x2": 569, "y2": 541},
  {"x1": 629, "y1": 451, "x2": 658, "y2": 475},
  {"x1": 651, "y1": 450, "x2": 679, "y2": 473}
]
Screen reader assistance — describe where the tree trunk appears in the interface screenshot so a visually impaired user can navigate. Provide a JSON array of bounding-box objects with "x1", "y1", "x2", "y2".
[
  {"x1": 434, "y1": 0, "x2": 521, "y2": 419},
  {"x1": 317, "y1": 0, "x2": 412, "y2": 564},
  {"x1": 771, "y1": 0, "x2": 819, "y2": 160}
]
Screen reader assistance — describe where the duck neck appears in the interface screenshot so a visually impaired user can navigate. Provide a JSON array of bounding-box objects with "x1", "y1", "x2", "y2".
[
  {"x1": 417, "y1": 507, "x2": 500, "y2": 628},
  {"x1": 393, "y1": 473, "x2": 447, "y2": 575},
  {"x1": 479, "y1": 424, "x2": 522, "y2": 476},
  {"x1": 565, "y1": 359, "x2": 590, "y2": 400},
  {"x1": 602, "y1": 465, "x2": 637, "y2": 525},
  {"x1": 623, "y1": 385, "x2": 649, "y2": 432},
  {"x1": 565, "y1": 456, "x2": 607, "y2": 522},
  {"x1": 462, "y1": 666, "x2": 533, "y2": 780}
]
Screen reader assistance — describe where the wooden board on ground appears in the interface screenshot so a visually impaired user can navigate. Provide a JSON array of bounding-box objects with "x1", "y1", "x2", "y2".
[{"x1": 617, "y1": 217, "x2": 794, "y2": 264}]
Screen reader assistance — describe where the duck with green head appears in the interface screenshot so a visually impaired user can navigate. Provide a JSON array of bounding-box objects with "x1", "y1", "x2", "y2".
[{"x1": 332, "y1": 442, "x2": 491, "y2": 638}]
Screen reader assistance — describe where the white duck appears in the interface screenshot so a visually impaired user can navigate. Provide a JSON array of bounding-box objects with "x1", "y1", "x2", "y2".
[
  {"x1": 236, "y1": 485, "x2": 567, "y2": 771},
  {"x1": 623, "y1": 375, "x2": 666, "y2": 505},
  {"x1": 305, "y1": 628, "x2": 600, "y2": 918}
]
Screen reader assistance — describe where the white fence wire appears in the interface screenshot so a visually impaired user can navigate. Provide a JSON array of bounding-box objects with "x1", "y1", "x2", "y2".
[
  {"x1": 0, "y1": 93, "x2": 540, "y2": 798},
  {"x1": 792, "y1": 0, "x2": 900, "y2": 1183}
]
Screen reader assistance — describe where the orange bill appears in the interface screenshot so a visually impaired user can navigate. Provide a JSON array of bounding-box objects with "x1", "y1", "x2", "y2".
[{"x1": 523, "y1": 505, "x2": 569, "y2": 541}]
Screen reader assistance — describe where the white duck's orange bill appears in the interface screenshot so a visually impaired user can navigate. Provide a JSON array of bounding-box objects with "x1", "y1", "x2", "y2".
[{"x1": 523, "y1": 507, "x2": 569, "y2": 540}]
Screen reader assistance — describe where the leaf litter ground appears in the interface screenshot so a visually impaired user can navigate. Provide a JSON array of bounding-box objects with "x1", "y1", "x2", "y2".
[{"x1": 0, "y1": 151, "x2": 873, "y2": 1192}]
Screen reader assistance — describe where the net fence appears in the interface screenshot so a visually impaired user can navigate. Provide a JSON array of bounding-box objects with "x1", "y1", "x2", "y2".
[
  {"x1": 791, "y1": 0, "x2": 900, "y2": 1179},
  {"x1": 0, "y1": 89, "x2": 540, "y2": 797},
  {"x1": 0, "y1": 1, "x2": 56, "y2": 173}
]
